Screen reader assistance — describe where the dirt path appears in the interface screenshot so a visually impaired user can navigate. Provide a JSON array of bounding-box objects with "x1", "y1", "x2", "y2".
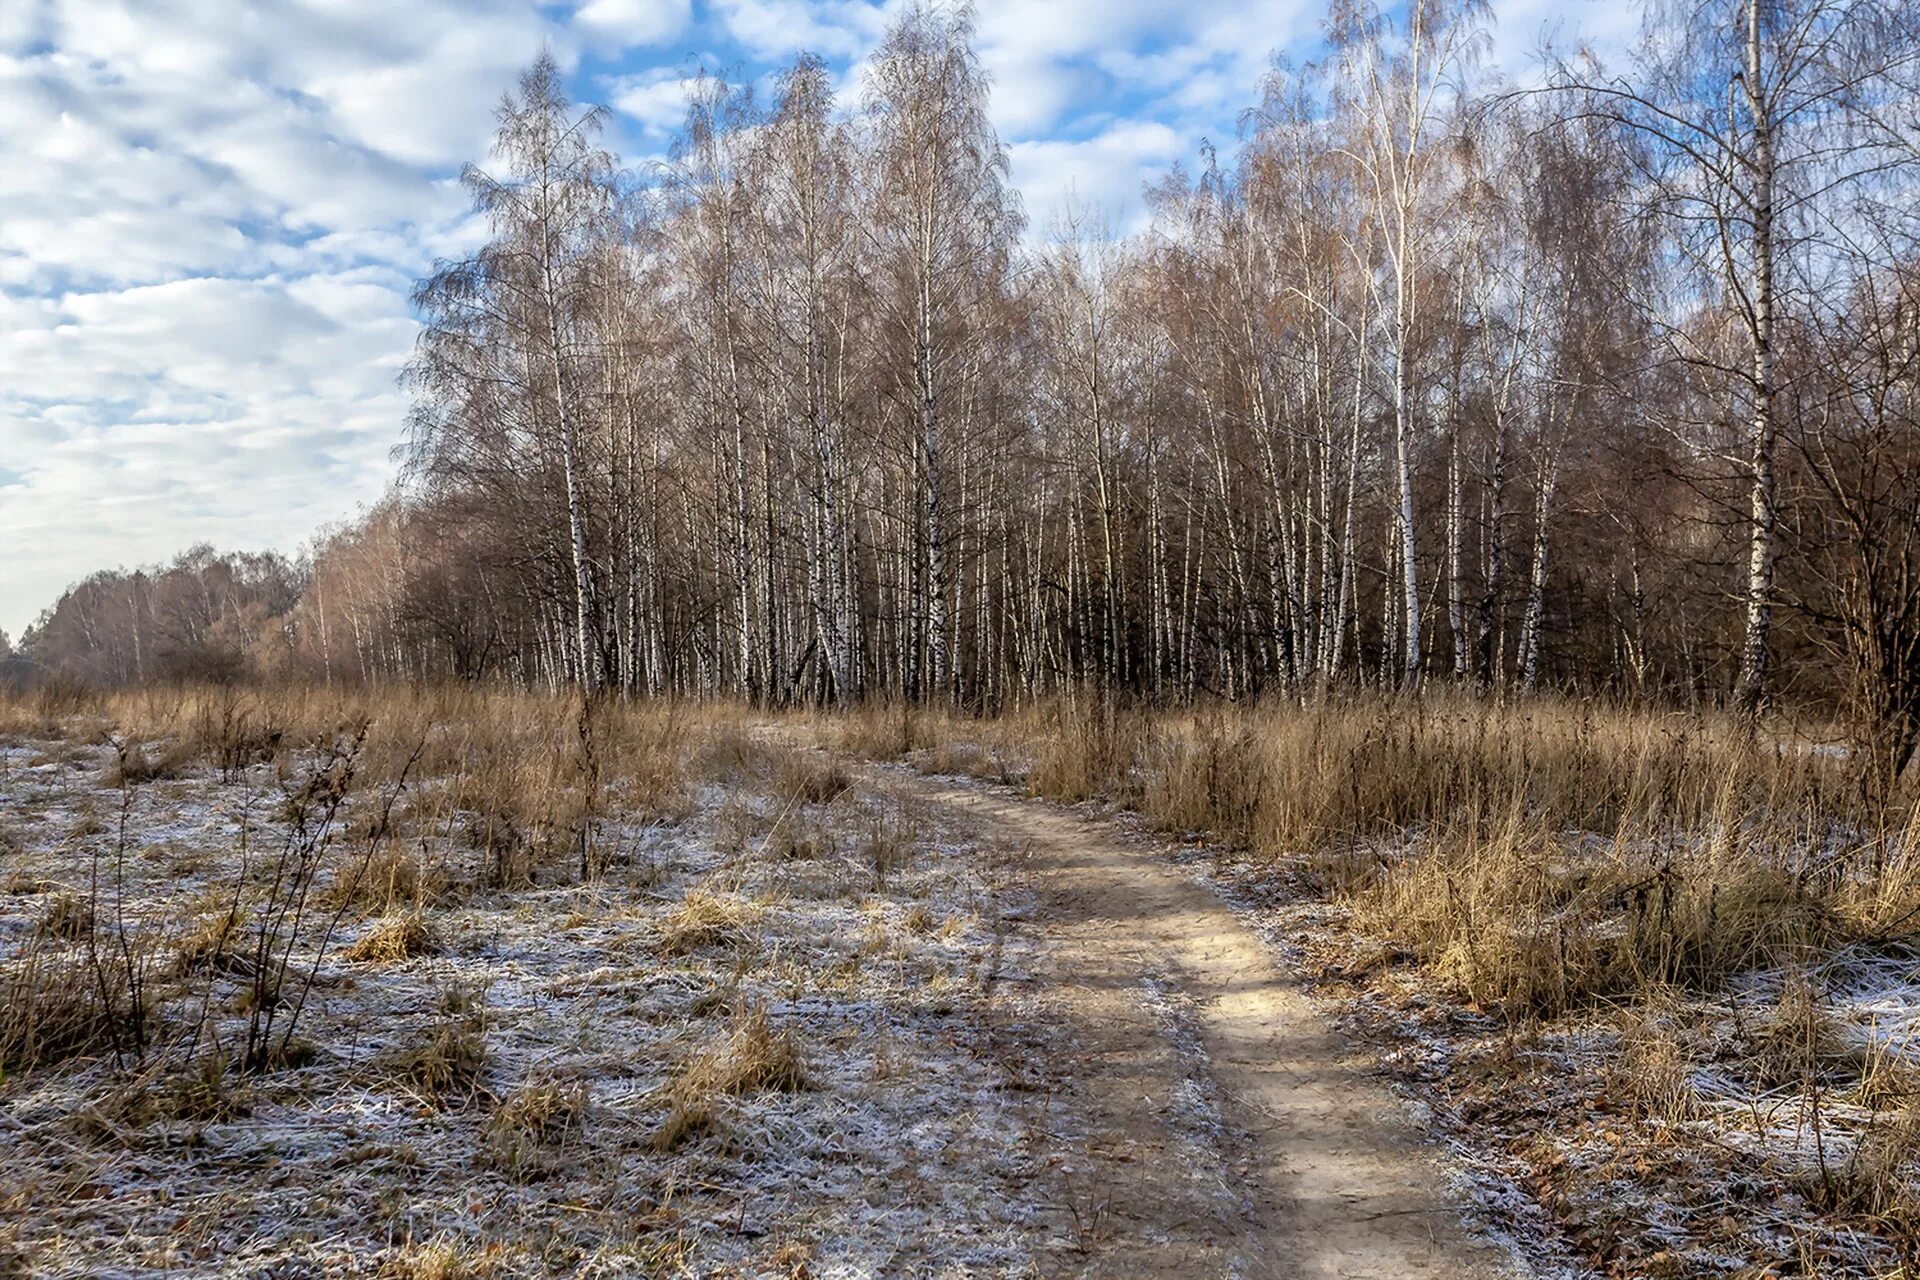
[{"x1": 905, "y1": 771, "x2": 1528, "y2": 1279}]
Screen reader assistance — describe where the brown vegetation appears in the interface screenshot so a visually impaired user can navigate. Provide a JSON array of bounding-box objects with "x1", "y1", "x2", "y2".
[
  {"x1": 651, "y1": 1004, "x2": 807, "y2": 1152},
  {"x1": 0, "y1": 681, "x2": 1042, "y2": 1276},
  {"x1": 888, "y1": 690, "x2": 1920, "y2": 1272},
  {"x1": 955, "y1": 693, "x2": 1912, "y2": 1010}
]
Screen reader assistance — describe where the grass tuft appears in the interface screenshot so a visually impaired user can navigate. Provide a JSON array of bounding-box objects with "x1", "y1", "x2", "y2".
[
  {"x1": 343, "y1": 912, "x2": 438, "y2": 964},
  {"x1": 658, "y1": 891, "x2": 760, "y2": 956},
  {"x1": 652, "y1": 1004, "x2": 806, "y2": 1151}
]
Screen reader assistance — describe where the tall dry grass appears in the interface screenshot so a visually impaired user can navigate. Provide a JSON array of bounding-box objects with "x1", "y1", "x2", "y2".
[
  {"x1": 3, "y1": 681, "x2": 720, "y2": 854},
  {"x1": 10, "y1": 679, "x2": 1914, "y2": 1023},
  {"x1": 905, "y1": 690, "x2": 1920, "y2": 1017},
  {"x1": 0, "y1": 681, "x2": 760, "y2": 1084}
]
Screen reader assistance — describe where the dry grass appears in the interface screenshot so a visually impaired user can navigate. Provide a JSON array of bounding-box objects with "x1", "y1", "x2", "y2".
[
  {"x1": 899, "y1": 691, "x2": 1915, "y2": 1019},
  {"x1": 0, "y1": 941, "x2": 138, "y2": 1072},
  {"x1": 35, "y1": 891, "x2": 93, "y2": 941},
  {"x1": 0, "y1": 681, "x2": 1061, "y2": 1275},
  {"x1": 833, "y1": 700, "x2": 925, "y2": 760},
  {"x1": 343, "y1": 911, "x2": 438, "y2": 964},
  {"x1": 763, "y1": 811, "x2": 835, "y2": 861},
  {"x1": 485, "y1": 1077, "x2": 589, "y2": 1174},
  {"x1": 385, "y1": 984, "x2": 488, "y2": 1101},
  {"x1": 101, "y1": 737, "x2": 195, "y2": 786},
  {"x1": 1610, "y1": 991, "x2": 1699, "y2": 1124},
  {"x1": 0, "y1": 676, "x2": 103, "y2": 739},
  {"x1": 1005, "y1": 693, "x2": 1857, "y2": 851},
  {"x1": 857, "y1": 688, "x2": 1920, "y2": 1273},
  {"x1": 915, "y1": 738, "x2": 1008, "y2": 783},
  {"x1": 775, "y1": 750, "x2": 853, "y2": 806},
  {"x1": 1343, "y1": 804, "x2": 1841, "y2": 1015},
  {"x1": 25, "y1": 680, "x2": 704, "y2": 834},
  {"x1": 857, "y1": 810, "x2": 917, "y2": 892},
  {"x1": 652, "y1": 1003, "x2": 806, "y2": 1151},
  {"x1": 489, "y1": 1077, "x2": 589, "y2": 1145},
  {"x1": 377, "y1": 1239, "x2": 501, "y2": 1280},
  {"x1": 14, "y1": 677, "x2": 1920, "y2": 1272},
  {"x1": 170, "y1": 901, "x2": 248, "y2": 977},
  {"x1": 74, "y1": 1051, "x2": 251, "y2": 1135},
  {"x1": 325, "y1": 843, "x2": 452, "y2": 913},
  {"x1": 657, "y1": 891, "x2": 760, "y2": 956}
]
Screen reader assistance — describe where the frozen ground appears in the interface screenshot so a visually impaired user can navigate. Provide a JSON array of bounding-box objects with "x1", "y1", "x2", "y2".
[
  {"x1": 0, "y1": 731, "x2": 1069, "y2": 1278},
  {"x1": 0, "y1": 718, "x2": 1542, "y2": 1279},
  {"x1": 878, "y1": 730, "x2": 1920, "y2": 1278},
  {"x1": 1192, "y1": 845, "x2": 1920, "y2": 1278}
]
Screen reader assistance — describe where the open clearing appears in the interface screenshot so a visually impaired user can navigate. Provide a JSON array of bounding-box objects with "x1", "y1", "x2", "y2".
[{"x1": 0, "y1": 702, "x2": 1528, "y2": 1279}]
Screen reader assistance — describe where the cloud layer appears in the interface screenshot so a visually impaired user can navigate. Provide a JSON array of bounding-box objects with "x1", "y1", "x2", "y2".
[{"x1": 0, "y1": 0, "x2": 1620, "y2": 638}]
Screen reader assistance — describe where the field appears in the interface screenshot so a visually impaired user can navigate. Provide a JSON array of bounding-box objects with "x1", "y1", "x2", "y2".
[{"x1": 2, "y1": 684, "x2": 1919, "y2": 1278}]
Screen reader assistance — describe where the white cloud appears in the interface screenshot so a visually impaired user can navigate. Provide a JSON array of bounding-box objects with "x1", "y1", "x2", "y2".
[
  {"x1": 710, "y1": 0, "x2": 892, "y2": 63},
  {"x1": 1009, "y1": 121, "x2": 1185, "y2": 239},
  {"x1": 575, "y1": 0, "x2": 694, "y2": 49},
  {"x1": 0, "y1": 0, "x2": 535, "y2": 635},
  {"x1": 297, "y1": 12, "x2": 565, "y2": 169},
  {"x1": 607, "y1": 66, "x2": 699, "y2": 135},
  {"x1": 0, "y1": 273, "x2": 413, "y2": 634}
]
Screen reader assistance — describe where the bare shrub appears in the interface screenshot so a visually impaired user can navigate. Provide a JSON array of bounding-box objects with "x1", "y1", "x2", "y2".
[{"x1": 237, "y1": 727, "x2": 367, "y2": 1070}]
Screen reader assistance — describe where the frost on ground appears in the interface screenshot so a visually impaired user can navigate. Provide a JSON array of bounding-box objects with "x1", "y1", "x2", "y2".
[
  {"x1": 1192, "y1": 844, "x2": 1920, "y2": 1279},
  {"x1": 0, "y1": 726, "x2": 1075, "y2": 1278}
]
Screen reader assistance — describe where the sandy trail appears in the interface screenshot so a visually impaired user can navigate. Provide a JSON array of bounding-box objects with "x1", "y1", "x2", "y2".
[{"x1": 904, "y1": 771, "x2": 1527, "y2": 1279}]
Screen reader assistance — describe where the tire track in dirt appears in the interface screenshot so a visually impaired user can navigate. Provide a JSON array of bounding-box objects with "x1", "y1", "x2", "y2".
[{"x1": 908, "y1": 772, "x2": 1528, "y2": 1279}]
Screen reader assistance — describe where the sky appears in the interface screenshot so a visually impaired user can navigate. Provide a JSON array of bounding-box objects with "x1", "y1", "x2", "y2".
[{"x1": 0, "y1": 0, "x2": 1636, "y2": 641}]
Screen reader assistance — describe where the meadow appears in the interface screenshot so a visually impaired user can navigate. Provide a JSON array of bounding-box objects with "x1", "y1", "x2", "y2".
[{"x1": 3, "y1": 682, "x2": 1918, "y2": 1276}]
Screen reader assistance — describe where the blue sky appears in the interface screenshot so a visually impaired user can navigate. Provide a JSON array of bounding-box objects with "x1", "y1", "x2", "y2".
[{"x1": 0, "y1": 0, "x2": 1633, "y2": 640}]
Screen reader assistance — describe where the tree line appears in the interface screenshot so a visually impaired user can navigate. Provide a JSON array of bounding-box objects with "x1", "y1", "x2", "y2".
[{"x1": 18, "y1": 0, "x2": 1920, "y2": 771}]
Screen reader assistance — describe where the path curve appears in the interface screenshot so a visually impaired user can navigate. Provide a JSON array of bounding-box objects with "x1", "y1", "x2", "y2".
[{"x1": 905, "y1": 771, "x2": 1526, "y2": 1279}]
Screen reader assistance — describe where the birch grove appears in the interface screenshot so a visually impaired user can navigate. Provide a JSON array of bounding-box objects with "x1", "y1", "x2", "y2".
[{"x1": 18, "y1": 0, "x2": 1920, "y2": 762}]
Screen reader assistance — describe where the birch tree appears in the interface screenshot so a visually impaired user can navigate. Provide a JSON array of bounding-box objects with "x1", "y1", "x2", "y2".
[
  {"x1": 863, "y1": 1, "x2": 1020, "y2": 700},
  {"x1": 1557, "y1": 0, "x2": 1920, "y2": 713}
]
